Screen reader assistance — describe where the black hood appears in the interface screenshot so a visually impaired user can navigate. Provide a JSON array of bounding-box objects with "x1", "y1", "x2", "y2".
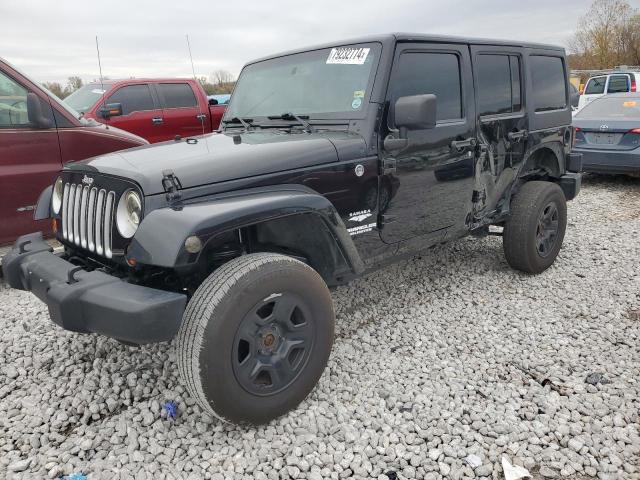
[{"x1": 67, "y1": 130, "x2": 367, "y2": 195}]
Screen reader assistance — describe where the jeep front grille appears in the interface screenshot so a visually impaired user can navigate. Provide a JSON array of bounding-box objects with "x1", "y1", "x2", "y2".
[{"x1": 61, "y1": 182, "x2": 115, "y2": 258}]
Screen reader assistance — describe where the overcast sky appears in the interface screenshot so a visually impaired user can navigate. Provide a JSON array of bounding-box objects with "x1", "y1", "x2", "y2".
[{"x1": 2, "y1": 0, "x2": 639, "y2": 86}]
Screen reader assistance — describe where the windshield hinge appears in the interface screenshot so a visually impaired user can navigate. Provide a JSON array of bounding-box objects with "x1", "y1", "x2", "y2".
[{"x1": 162, "y1": 169, "x2": 183, "y2": 205}]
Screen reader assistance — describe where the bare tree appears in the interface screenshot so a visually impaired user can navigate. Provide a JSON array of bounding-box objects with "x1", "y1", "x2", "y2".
[
  {"x1": 42, "y1": 82, "x2": 65, "y2": 99},
  {"x1": 210, "y1": 69, "x2": 234, "y2": 87},
  {"x1": 620, "y1": 14, "x2": 640, "y2": 65},
  {"x1": 569, "y1": 0, "x2": 639, "y2": 69},
  {"x1": 66, "y1": 76, "x2": 83, "y2": 92}
]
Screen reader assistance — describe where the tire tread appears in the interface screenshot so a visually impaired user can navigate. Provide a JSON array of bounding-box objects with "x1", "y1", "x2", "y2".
[
  {"x1": 176, "y1": 253, "x2": 321, "y2": 422},
  {"x1": 503, "y1": 181, "x2": 566, "y2": 274}
]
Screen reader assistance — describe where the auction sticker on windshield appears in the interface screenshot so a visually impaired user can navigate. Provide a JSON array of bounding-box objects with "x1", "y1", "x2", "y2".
[{"x1": 327, "y1": 47, "x2": 370, "y2": 65}]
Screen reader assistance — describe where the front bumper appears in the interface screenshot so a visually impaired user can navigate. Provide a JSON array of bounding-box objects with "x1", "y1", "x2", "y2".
[
  {"x1": 574, "y1": 148, "x2": 640, "y2": 175},
  {"x1": 2, "y1": 232, "x2": 187, "y2": 345}
]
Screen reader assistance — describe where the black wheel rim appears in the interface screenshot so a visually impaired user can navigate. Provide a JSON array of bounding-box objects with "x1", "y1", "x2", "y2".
[
  {"x1": 536, "y1": 201, "x2": 559, "y2": 258},
  {"x1": 232, "y1": 293, "x2": 315, "y2": 396}
]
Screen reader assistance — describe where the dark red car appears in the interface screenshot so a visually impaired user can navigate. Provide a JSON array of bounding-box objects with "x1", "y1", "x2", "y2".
[
  {"x1": 64, "y1": 78, "x2": 226, "y2": 143},
  {"x1": 0, "y1": 57, "x2": 148, "y2": 245}
]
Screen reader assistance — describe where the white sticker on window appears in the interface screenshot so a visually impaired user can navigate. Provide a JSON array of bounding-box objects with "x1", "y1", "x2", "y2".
[
  {"x1": 326, "y1": 47, "x2": 370, "y2": 65},
  {"x1": 91, "y1": 89, "x2": 106, "y2": 94}
]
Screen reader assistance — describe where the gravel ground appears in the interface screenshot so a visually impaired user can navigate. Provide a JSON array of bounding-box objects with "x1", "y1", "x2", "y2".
[{"x1": 1, "y1": 175, "x2": 639, "y2": 480}]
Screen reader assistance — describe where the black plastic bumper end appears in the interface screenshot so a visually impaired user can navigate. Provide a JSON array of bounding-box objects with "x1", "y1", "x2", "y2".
[
  {"x1": 559, "y1": 172, "x2": 582, "y2": 201},
  {"x1": 2, "y1": 233, "x2": 187, "y2": 345}
]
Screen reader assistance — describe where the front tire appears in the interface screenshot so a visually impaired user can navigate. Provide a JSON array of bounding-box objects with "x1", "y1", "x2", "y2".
[
  {"x1": 177, "y1": 253, "x2": 334, "y2": 424},
  {"x1": 503, "y1": 181, "x2": 567, "y2": 274}
]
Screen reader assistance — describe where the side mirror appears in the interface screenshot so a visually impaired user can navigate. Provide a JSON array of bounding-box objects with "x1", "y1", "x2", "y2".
[
  {"x1": 98, "y1": 103, "x2": 123, "y2": 119},
  {"x1": 394, "y1": 94, "x2": 437, "y2": 130},
  {"x1": 27, "y1": 92, "x2": 53, "y2": 129},
  {"x1": 208, "y1": 98, "x2": 219, "y2": 106}
]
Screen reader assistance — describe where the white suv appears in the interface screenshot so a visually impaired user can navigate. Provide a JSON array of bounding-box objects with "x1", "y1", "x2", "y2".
[{"x1": 578, "y1": 71, "x2": 639, "y2": 110}]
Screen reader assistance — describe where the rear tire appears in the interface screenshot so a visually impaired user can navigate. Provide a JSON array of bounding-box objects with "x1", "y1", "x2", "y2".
[
  {"x1": 177, "y1": 253, "x2": 334, "y2": 424},
  {"x1": 503, "y1": 181, "x2": 567, "y2": 274}
]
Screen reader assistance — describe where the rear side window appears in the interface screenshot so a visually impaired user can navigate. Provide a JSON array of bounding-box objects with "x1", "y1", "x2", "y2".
[
  {"x1": 392, "y1": 52, "x2": 462, "y2": 121},
  {"x1": 584, "y1": 76, "x2": 606, "y2": 95},
  {"x1": 607, "y1": 75, "x2": 630, "y2": 93},
  {"x1": 477, "y1": 54, "x2": 522, "y2": 116},
  {"x1": 107, "y1": 84, "x2": 155, "y2": 115},
  {"x1": 530, "y1": 55, "x2": 567, "y2": 112},
  {"x1": 158, "y1": 83, "x2": 198, "y2": 109}
]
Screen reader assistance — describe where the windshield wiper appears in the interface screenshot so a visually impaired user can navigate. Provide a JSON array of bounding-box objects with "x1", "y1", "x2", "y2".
[
  {"x1": 268, "y1": 113, "x2": 315, "y2": 133},
  {"x1": 223, "y1": 116, "x2": 254, "y2": 132}
]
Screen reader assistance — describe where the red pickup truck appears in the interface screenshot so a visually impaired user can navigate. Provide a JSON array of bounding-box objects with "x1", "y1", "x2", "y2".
[
  {"x1": 64, "y1": 78, "x2": 226, "y2": 143},
  {"x1": 0, "y1": 57, "x2": 147, "y2": 245}
]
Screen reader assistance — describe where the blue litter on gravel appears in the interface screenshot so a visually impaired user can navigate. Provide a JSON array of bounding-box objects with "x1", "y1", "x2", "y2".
[
  {"x1": 61, "y1": 474, "x2": 87, "y2": 480},
  {"x1": 163, "y1": 400, "x2": 178, "y2": 419}
]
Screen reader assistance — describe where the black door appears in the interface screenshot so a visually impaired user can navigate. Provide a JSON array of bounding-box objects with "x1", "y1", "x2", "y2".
[
  {"x1": 471, "y1": 46, "x2": 527, "y2": 217},
  {"x1": 380, "y1": 43, "x2": 476, "y2": 244}
]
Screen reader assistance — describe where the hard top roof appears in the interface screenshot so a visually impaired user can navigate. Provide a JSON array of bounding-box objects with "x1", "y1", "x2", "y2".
[{"x1": 246, "y1": 33, "x2": 564, "y2": 65}]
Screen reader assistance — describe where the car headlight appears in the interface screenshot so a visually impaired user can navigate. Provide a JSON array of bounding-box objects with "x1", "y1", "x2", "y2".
[
  {"x1": 116, "y1": 190, "x2": 142, "y2": 238},
  {"x1": 52, "y1": 177, "x2": 63, "y2": 214}
]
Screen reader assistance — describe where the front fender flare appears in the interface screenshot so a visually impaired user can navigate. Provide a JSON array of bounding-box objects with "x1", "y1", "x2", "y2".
[
  {"x1": 127, "y1": 185, "x2": 364, "y2": 281},
  {"x1": 33, "y1": 186, "x2": 53, "y2": 221}
]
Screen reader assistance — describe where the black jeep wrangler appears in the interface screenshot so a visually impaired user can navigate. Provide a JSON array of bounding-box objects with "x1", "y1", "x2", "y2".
[{"x1": 3, "y1": 34, "x2": 581, "y2": 424}]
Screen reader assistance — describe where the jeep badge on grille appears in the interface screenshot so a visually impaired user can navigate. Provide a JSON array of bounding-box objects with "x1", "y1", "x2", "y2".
[{"x1": 82, "y1": 175, "x2": 94, "y2": 185}]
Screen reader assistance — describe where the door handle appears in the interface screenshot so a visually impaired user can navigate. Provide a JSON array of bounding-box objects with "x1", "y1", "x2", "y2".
[
  {"x1": 152, "y1": 117, "x2": 164, "y2": 125},
  {"x1": 196, "y1": 114, "x2": 206, "y2": 122},
  {"x1": 450, "y1": 137, "x2": 477, "y2": 150},
  {"x1": 507, "y1": 129, "x2": 528, "y2": 142}
]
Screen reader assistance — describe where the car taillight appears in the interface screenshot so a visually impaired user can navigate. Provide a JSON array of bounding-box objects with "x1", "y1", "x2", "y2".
[
  {"x1": 631, "y1": 78, "x2": 637, "y2": 92},
  {"x1": 630, "y1": 128, "x2": 640, "y2": 134}
]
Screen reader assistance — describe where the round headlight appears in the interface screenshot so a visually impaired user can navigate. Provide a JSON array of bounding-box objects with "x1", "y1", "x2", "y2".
[
  {"x1": 116, "y1": 190, "x2": 142, "y2": 238},
  {"x1": 52, "y1": 177, "x2": 63, "y2": 214}
]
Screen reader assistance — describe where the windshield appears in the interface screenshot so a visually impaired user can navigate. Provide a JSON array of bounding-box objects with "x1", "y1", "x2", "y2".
[
  {"x1": 65, "y1": 84, "x2": 109, "y2": 114},
  {"x1": 224, "y1": 43, "x2": 380, "y2": 121},
  {"x1": 576, "y1": 96, "x2": 640, "y2": 119}
]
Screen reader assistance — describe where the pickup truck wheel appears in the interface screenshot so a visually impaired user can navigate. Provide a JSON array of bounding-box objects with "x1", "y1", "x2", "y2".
[
  {"x1": 503, "y1": 181, "x2": 567, "y2": 274},
  {"x1": 176, "y1": 253, "x2": 334, "y2": 424}
]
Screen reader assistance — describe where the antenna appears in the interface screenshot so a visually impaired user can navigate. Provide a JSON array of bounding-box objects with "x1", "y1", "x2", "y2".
[
  {"x1": 95, "y1": 36, "x2": 108, "y2": 129},
  {"x1": 186, "y1": 34, "x2": 206, "y2": 138}
]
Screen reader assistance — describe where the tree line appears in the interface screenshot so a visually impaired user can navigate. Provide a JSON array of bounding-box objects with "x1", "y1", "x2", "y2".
[
  {"x1": 42, "y1": 69, "x2": 236, "y2": 99},
  {"x1": 568, "y1": 0, "x2": 640, "y2": 71}
]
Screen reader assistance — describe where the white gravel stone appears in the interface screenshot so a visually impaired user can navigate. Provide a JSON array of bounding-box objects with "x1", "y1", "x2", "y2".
[{"x1": 1, "y1": 175, "x2": 639, "y2": 479}]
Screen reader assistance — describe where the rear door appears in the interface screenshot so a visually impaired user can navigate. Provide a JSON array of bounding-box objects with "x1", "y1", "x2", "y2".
[
  {"x1": 579, "y1": 76, "x2": 607, "y2": 109},
  {"x1": 380, "y1": 42, "x2": 476, "y2": 244},
  {"x1": 0, "y1": 69, "x2": 61, "y2": 244},
  {"x1": 102, "y1": 83, "x2": 164, "y2": 143},
  {"x1": 155, "y1": 82, "x2": 205, "y2": 139},
  {"x1": 471, "y1": 46, "x2": 527, "y2": 217}
]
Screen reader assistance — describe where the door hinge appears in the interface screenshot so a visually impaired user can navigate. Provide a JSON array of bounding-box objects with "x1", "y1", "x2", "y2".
[
  {"x1": 382, "y1": 158, "x2": 397, "y2": 175},
  {"x1": 162, "y1": 169, "x2": 183, "y2": 204}
]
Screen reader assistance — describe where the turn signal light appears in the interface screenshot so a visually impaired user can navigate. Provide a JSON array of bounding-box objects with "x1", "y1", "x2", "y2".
[{"x1": 52, "y1": 218, "x2": 58, "y2": 233}]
